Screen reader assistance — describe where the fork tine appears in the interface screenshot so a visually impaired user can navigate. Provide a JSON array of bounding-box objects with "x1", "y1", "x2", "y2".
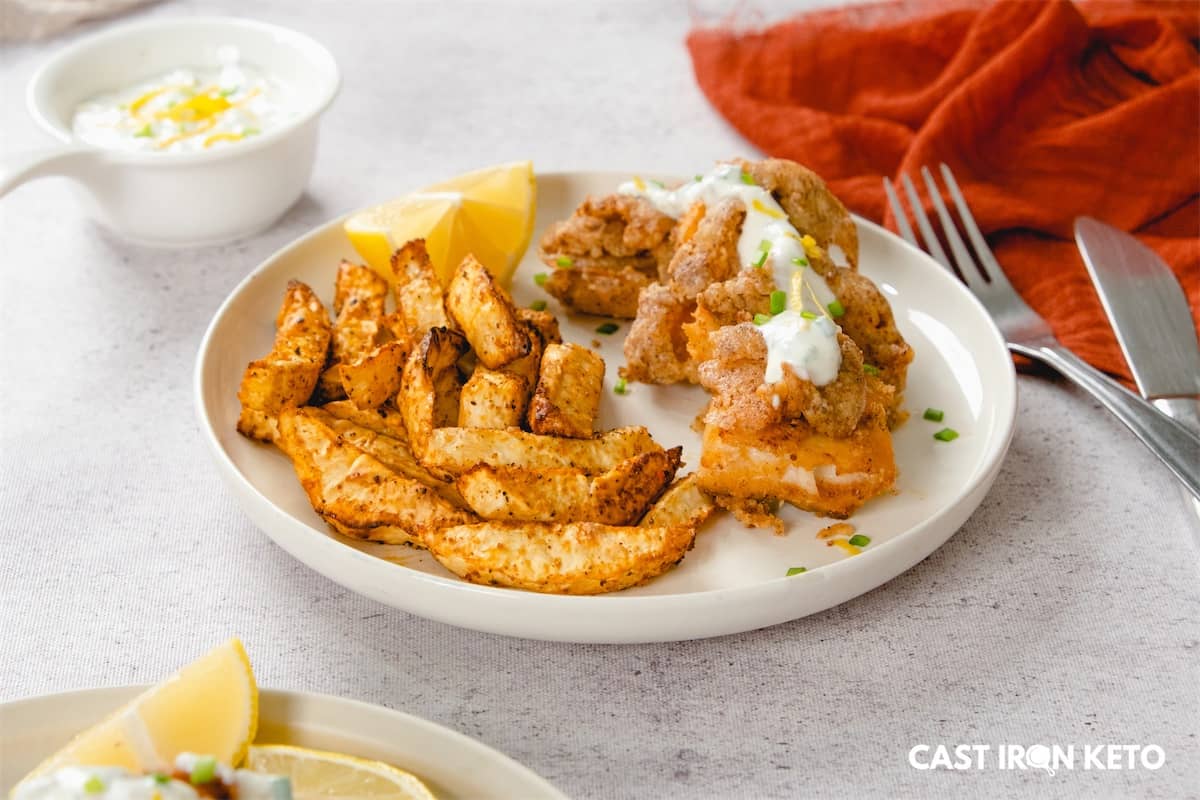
[
  {"x1": 920, "y1": 166, "x2": 984, "y2": 291},
  {"x1": 882, "y1": 177, "x2": 918, "y2": 248},
  {"x1": 939, "y1": 163, "x2": 1015, "y2": 291},
  {"x1": 899, "y1": 173, "x2": 954, "y2": 273}
]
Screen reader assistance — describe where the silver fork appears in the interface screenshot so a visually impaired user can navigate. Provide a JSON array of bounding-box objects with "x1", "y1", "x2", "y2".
[{"x1": 885, "y1": 164, "x2": 1200, "y2": 500}]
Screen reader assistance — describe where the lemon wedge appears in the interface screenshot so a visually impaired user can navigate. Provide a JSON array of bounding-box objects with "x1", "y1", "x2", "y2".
[
  {"x1": 344, "y1": 160, "x2": 536, "y2": 288},
  {"x1": 15, "y1": 639, "x2": 257, "y2": 789},
  {"x1": 245, "y1": 744, "x2": 436, "y2": 800}
]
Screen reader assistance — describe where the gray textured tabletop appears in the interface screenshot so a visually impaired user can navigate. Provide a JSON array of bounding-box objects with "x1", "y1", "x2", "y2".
[{"x1": 2, "y1": 2, "x2": 1198, "y2": 798}]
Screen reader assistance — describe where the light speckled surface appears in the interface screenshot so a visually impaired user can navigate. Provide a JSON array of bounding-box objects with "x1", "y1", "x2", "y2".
[{"x1": 1, "y1": 2, "x2": 1197, "y2": 798}]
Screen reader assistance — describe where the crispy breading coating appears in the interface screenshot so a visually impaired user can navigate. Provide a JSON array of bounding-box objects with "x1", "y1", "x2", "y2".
[
  {"x1": 542, "y1": 265, "x2": 650, "y2": 318},
  {"x1": 827, "y1": 268, "x2": 914, "y2": 401},
  {"x1": 666, "y1": 198, "x2": 745, "y2": 298},
  {"x1": 620, "y1": 283, "x2": 698, "y2": 385},
  {"x1": 538, "y1": 194, "x2": 676, "y2": 275},
  {"x1": 697, "y1": 323, "x2": 869, "y2": 439},
  {"x1": 741, "y1": 157, "x2": 859, "y2": 269}
]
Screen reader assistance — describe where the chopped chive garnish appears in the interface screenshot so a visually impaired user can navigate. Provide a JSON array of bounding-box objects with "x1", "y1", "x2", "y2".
[
  {"x1": 753, "y1": 313, "x2": 771, "y2": 325},
  {"x1": 752, "y1": 250, "x2": 769, "y2": 268},
  {"x1": 933, "y1": 428, "x2": 959, "y2": 442},
  {"x1": 134, "y1": 124, "x2": 153, "y2": 138},
  {"x1": 649, "y1": 179, "x2": 665, "y2": 189},
  {"x1": 758, "y1": 239, "x2": 772, "y2": 252},
  {"x1": 153, "y1": 773, "x2": 171, "y2": 785},
  {"x1": 740, "y1": 171, "x2": 755, "y2": 185},
  {"x1": 555, "y1": 256, "x2": 573, "y2": 268},
  {"x1": 769, "y1": 290, "x2": 787, "y2": 315},
  {"x1": 190, "y1": 756, "x2": 217, "y2": 785},
  {"x1": 827, "y1": 300, "x2": 845, "y2": 318},
  {"x1": 596, "y1": 322, "x2": 619, "y2": 335},
  {"x1": 848, "y1": 534, "x2": 871, "y2": 547},
  {"x1": 791, "y1": 256, "x2": 809, "y2": 267},
  {"x1": 614, "y1": 377, "x2": 628, "y2": 395},
  {"x1": 863, "y1": 363, "x2": 880, "y2": 376},
  {"x1": 800, "y1": 310, "x2": 818, "y2": 320},
  {"x1": 220, "y1": 86, "x2": 237, "y2": 97},
  {"x1": 786, "y1": 566, "x2": 807, "y2": 576},
  {"x1": 694, "y1": 174, "x2": 703, "y2": 182},
  {"x1": 923, "y1": 407, "x2": 944, "y2": 422},
  {"x1": 84, "y1": 776, "x2": 105, "y2": 794},
  {"x1": 529, "y1": 300, "x2": 547, "y2": 311},
  {"x1": 533, "y1": 272, "x2": 548, "y2": 286},
  {"x1": 243, "y1": 127, "x2": 261, "y2": 136}
]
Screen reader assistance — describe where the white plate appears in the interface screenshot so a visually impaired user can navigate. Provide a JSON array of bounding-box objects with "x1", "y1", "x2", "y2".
[
  {"x1": 195, "y1": 170, "x2": 1016, "y2": 643},
  {"x1": 0, "y1": 687, "x2": 565, "y2": 799}
]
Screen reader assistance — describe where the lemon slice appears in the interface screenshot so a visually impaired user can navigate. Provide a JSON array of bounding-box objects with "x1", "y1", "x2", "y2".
[
  {"x1": 344, "y1": 160, "x2": 536, "y2": 288},
  {"x1": 245, "y1": 744, "x2": 436, "y2": 800},
  {"x1": 15, "y1": 639, "x2": 257, "y2": 788}
]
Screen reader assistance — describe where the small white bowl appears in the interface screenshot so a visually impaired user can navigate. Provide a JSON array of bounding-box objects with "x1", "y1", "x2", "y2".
[{"x1": 1, "y1": 17, "x2": 340, "y2": 246}]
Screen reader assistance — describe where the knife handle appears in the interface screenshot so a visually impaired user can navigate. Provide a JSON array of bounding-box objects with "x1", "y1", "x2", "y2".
[{"x1": 1014, "y1": 344, "x2": 1200, "y2": 500}]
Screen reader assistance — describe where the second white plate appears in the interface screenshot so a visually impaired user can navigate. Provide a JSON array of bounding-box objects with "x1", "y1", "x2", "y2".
[
  {"x1": 0, "y1": 688, "x2": 565, "y2": 799},
  {"x1": 195, "y1": 170, "x2": 1017, "y2": 643}
]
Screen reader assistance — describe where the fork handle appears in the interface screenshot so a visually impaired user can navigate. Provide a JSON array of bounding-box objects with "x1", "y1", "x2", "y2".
[{"x1": 1010, "y1": 343, "x2": 1200, "y2": 500}]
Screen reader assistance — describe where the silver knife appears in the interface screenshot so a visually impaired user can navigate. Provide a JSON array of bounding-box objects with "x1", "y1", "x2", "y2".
[
  {"x1": 1075, "y1": 217, "x2": 1200, "y2": 427},
  {"x1": 1075, "y1": 216, "x2": 1200, "y2": 520}
]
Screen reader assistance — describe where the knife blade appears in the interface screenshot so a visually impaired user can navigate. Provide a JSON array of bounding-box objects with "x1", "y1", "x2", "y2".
[
  {"x1": 1076, "y1": 216, "x2": 1200, "y2": 532},
  {"x1": 1074, "y1": 216, "x2": 1200, "y2": 401}
]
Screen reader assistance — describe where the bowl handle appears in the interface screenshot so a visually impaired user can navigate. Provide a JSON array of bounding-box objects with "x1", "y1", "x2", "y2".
[{"x1": 0, "y1": 146, "x2": 107, "y2": 197}]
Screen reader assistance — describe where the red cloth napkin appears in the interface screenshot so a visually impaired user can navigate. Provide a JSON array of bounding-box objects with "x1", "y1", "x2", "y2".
[{"x1": 687, "y1": 0, "x2": 1199, "y2": 383}]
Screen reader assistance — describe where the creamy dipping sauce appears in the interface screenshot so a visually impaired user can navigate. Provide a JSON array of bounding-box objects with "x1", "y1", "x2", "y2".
[
  {"x1": 14, "y1": 754, "x2": 291, "y2": 800},
  {"x1": 72, "y1": 51, "x2": 297, "y2": 153},
  {"x1": 619, "y1": 164, "x2": 844, "y2": 386}
]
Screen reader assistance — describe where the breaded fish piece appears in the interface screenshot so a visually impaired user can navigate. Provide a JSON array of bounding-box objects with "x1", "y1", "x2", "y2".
[
  {"x1": 538, "y1": 194, "x2": 676, "y2": 275},
  {"x1": 620, "y1": 283, "x2": 698, "y2": 385},
  {"x1": 697, "y1": 322, "x2": 869, "y2": 439},
  {"x1": 666, "y1": 198, "x2": 745, "y2": 298},
  {"x1": 237, "y1": 281, "x2": 332, "y2": 442},
  {"x1": 422, "y1": 520, "x2": 697, "y2": 594},
  {"x1": 543, "y1": 265, "x2": 650, "y2": 319},
  {"x1": 827, "y1": 268, "x2": 914, "y2": 404},
  {"x1": 742, "y1": 157, "x2": 859, "y2": 269},
  {"x1": 277, "y1": 407, "x2": 475, "y2": 546},
  {"x1": 697, "y1": 386, "x2": 896, "y2": 519}
]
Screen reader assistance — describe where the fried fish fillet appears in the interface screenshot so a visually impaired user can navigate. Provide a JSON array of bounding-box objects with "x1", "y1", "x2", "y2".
[
  {"x1": 237, "y1": 281, "x2": 332, "y2": 443},
  {"x1": 277, "y1": 407, "x2": 475, "y2": 545},
  {"x1": 538, "y1": 194, "x2": 676, "y2": 275},
  {"x1": 741, "y1": 157, "x2": 859, "y2": 269},
  {"x1": 542, "y1": 265, "x2": 650, "y2": 318},
  {"x1": 620, "y1": 283, "x2": 698, "y2": 385},
  {"x1": 422, "y1": 520, "x2": 696, "y2": 594},
  {"x1": 697, "y1": 383, "x2": 896, "y2": 519}
]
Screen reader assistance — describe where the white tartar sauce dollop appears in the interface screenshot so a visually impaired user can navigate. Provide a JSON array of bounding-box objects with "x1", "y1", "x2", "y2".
[
  {"x1": 72, "y1": 48, "x2": 298, "y2": 153},
  {"x1": 618, "y1": 164, "x2": 844, "y2": 386}
]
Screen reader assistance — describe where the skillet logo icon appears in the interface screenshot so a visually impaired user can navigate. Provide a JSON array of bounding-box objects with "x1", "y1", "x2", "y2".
[{"x1": 908, "y1": 744, "x2": 1166, "y2": 773}]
